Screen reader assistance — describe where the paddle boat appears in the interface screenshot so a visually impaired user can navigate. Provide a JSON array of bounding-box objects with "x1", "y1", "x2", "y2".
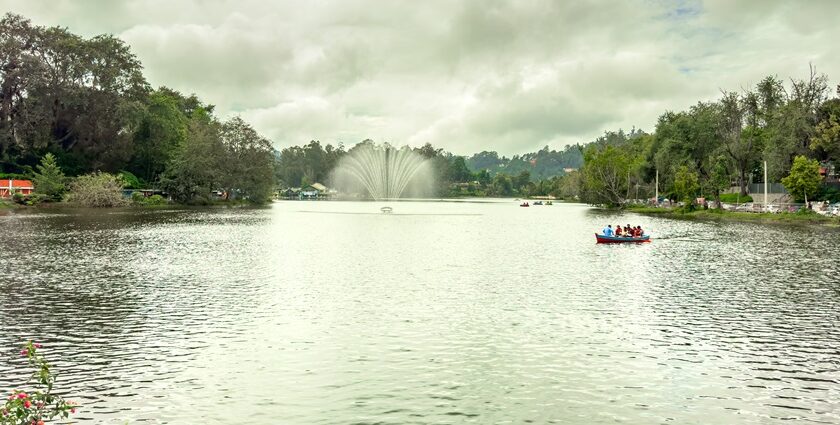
[
  {"x1": 532, "y1": 201, "x2": 543, "y2": 205},
  {"x1": 595, "y1": 233, "x2": 651, "y2": 244},
  {"x1": 520, "y1": 202, "x2": 530, "y2": 207}
]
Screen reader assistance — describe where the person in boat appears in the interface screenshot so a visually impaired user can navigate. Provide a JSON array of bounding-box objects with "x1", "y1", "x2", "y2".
[
  {"x1": 625, "y1": 224, "x2": 632, "y2": 237},
  {"x1": 637, "y1": 226, "x2": 644, "y2": 237},
  {"x1": 614, "y1": 224, "x2": 623, "y2": 236},
  {"x1": 602, "y1": 224, "x2": 614, "y2": 237}
]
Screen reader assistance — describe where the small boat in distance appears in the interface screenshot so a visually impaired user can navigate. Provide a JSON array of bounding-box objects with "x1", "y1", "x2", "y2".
[
  {"x1": 595, "y1": 234, "x2": 651, "y2": 244},
  {"x1": 380, "y1": 206, "x2": 393, "y2": 214},
  {"x1": 520, "y1": 202, "x2": 530, "y2": 207}
]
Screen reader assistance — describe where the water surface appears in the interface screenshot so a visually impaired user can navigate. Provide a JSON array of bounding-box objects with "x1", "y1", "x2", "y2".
[{"x1": 1, "y1": 201, "x2": 838, "y2": 424}]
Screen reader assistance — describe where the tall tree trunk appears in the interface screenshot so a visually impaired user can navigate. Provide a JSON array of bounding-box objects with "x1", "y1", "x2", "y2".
[{"x1": 739, "y1": 165, "x2": 748, "y2": 197}]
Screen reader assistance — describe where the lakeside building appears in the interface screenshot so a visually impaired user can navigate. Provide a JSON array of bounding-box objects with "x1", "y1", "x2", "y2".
[
  {"x1": 282, "y1": 183, "x2": 336, "y2": 200},
  {"x1": 0, "y1": 179, "x2": 34, "y2": 198}
]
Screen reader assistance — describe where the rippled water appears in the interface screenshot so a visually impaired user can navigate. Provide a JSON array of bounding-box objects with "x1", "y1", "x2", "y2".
[{"x1": 1, "y1": 201, "x2": 839, "y2": 424}]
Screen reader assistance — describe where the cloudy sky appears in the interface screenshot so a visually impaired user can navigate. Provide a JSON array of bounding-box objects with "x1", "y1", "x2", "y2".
[{"x1": 3, "y1": 0, "x2": 839, "y2": 155}]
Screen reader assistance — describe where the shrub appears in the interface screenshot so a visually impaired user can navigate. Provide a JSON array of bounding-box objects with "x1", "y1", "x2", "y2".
[
  {"x1": 131, "y1": 191, "x2": 145, "y2": 204},
  {"x1": 145, "y1": 194, "x2": 166, "y2": 205},
  {"x1": 0, "y1": 342, "x2": 78, "y2": 424},
  {"x1": 719, "y1": 193, "x2": 753, "y2": 203},
  {"x1": 67, "y1": 172, "x2": 129, "y2": 207},
  {"x1": 131, "y1": 192, "x2": 167, "y2": 206}
]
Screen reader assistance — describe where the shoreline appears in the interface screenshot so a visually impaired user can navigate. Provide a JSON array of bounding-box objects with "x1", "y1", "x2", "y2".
[{"x1": 626, "y1": 206, "x2": 840, "y2": 227}]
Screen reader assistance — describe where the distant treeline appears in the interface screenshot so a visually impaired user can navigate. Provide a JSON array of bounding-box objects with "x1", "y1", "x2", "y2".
[{"x1": 276, "y1": 140, "x2": 584, "y2": 198}]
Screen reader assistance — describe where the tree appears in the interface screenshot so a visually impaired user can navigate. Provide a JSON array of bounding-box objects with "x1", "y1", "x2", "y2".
[
  {"x1": 719, "y1": 92, "x2": 759, "y2": 196},
  {"x1": 130, "y1": 90, "x2": 188, "y2": 182},
  {"x1": 160, "y1": 114, "x2": 225, "y2": 203},
  {"x1": 219, "y1": 117, "x2": 275, "y2": 203},
  {"x1": 580, "y1": 145, "x2": 630, "y2": 206},
  {"x1": 810, "y1": 98, "x2": 840, "y2": 161},
  {"x1": 672, "y1": 165, "x2": 700, "y2": 204},
  {"x1": 781, "y1": 155, "x2": 822, "y2": 202},
  {"x1": 489, "y1": 173, "x2": 513, "y2": 196},
  {"x1": 32, "y1": 153, "x2": 66, "y2": 200},
  {"x1": 707, "y1": 155, "x2": 731, "y2": 208}
]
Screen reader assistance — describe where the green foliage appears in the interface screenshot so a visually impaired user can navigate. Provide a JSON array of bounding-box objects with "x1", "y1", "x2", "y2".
[
  {"x1": 718, "y1": 193, "x2": 754, "y2": 203},
  {"x1": 67, "y1": 172, "x2": 129, "y2": 207},
  {"x1": 673, "y1": 165, "x2": 700, "y2": 203},
  {"x1": 132, "y1": 192, "x2": 166, "y2": 206},
  {"x1": 118, "y1": 171, "x2": 143, "y2": 189},
  {"x1": 0, "y1": 342, "x2": 78, "y2": 425},
  {"x1": 781, "y1": 155, "x2": 822, "y2": 202},
  {"x1": 11, "y1": 192, "x2": 48, "y2": 206},
  {"x1": 465, "y1": 143, "x2": 585, "y2": 180},
  {"x1": 32, "y1": 153, "x2": 66, "y2": 201},
  {"x1": 489, "y1": 173, "x2": 514, "y2": 196},
  {"x1": 815, "y1": 184, "x2": 840, "y2": 203},
  {"x1": 0, "y1": 14, "x2": 276, "y2": 206},
  {"x1": 580, "y1": 144, "x2": 631, "y2": 206},
  {"x1": 810, "y1": 98, "x2": 840, "y2": 159},
  {"x1": 161, "y1": 117, "x2": 225, "y2": 203}
]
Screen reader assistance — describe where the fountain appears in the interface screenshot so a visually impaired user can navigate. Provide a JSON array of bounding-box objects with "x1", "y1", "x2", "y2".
[{"x1": 332, "y1": 142, "x2": 435, "y2": 207}]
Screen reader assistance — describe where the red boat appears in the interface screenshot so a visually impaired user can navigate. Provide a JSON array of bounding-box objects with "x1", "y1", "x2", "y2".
[{"x1": 595, "y1": 233, "x2": 651, "y2": 244}]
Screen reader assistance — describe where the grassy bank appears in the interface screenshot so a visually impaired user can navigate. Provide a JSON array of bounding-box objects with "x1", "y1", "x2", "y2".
[{"x1": 627, "y1": 205, "x2": 840, "y2": 226}]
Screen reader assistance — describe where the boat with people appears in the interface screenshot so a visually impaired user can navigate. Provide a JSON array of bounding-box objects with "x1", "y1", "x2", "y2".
[
  {"x1": 595, "y1": 234, "x2": 651, "y2": 244},
  {"x1": 596, "y1": 223, "x2": 651, "y2": 244},
  {"x1": 520, "y1": 202, "x2": 530, "y2": 207}
]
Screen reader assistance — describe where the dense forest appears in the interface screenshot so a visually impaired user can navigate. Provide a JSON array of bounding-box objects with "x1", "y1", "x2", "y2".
[
  {"x1": 574, "y1": 68, "x2": 840, "y2": 206},
  {"x1": 0, "y1": 13, "x2": 276, "y2": 204}
]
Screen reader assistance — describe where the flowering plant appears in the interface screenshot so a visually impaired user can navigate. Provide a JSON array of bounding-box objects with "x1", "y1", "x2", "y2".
[{"x1": 1, "y1": 342, "x2": 77, "y2": 425}]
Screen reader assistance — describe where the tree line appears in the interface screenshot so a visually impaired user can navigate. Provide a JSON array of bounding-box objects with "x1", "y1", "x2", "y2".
[
  {"x1": 275, "y1": 139, "x2": 582, "y2": 198},
  {"x1": 575, "y1": 68, "x2": 840, "y2": 206},
  {"x1": 0, "y1": 13, "x2": 276, "y2": 204}
]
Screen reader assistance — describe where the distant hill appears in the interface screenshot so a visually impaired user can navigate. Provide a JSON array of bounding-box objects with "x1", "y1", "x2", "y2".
[
  {"x1": 466, "y1": 129, "x2": 647, "y2": 180},
  {"x1": 466, "y1": 144, "x2": 584, "y2": 180}
]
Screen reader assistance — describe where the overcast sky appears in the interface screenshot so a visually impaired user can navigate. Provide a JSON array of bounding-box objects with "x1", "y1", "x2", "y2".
[{"x1": 3, "y1": 0, "x2": 839, "y2": 155}]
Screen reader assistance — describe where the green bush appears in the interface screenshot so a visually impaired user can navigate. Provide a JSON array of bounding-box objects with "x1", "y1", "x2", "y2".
[
  {"x1": 11, "y1": 192, "x2": 48, "y2": 206},
  {"x1": 131, "y1": 192, "x2": 168, "y2": 206},
  {"x1": 67, "y1": 172, "x2": 129, "y2": 207},
  {"x1": 816, "y1": 184, "x2": 840, "y2": 202},
  {"x1": 131, "y1": 191, "x2": 145, "y2": 204},
  {"x1": 718, "y1": 193, "x2": 753, "y2": 203}
]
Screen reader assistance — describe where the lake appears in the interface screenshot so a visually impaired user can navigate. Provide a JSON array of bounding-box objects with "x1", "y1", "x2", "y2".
[{"x1": 1, "y1": 200, "x2": 839, "y2": 424}]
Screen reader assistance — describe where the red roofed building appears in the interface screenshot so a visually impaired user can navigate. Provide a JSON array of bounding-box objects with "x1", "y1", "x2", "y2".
[{"x1": 0, "y1": 179, "x2": 34, "y2": 198}]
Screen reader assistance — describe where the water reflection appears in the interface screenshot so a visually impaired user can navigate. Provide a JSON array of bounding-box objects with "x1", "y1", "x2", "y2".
[{"x1": 1, "y1": 202, "x2": 838, "y2": 424}]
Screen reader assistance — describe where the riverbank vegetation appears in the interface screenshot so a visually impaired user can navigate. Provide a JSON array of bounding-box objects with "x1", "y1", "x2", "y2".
[
  {"x1": 0, "y1": 14, "x2": 275, "y2": 206},
  {"x1": 573, "y1": 68, "x2": 840, "y2": 208},
  {"x1": 627, "y1": 204, "x2": 840, "y2": 225}
]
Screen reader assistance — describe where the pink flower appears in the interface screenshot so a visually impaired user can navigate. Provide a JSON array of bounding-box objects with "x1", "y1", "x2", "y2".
[
  {"x1": 17, "y1": 393, "x2": 28, "y2": 399},
  {"x1": 70, "y1": 408, "x2": 76, "y2": 414},
  {"x1": 20, "y1": 349, "x2": 28, "y2": 356},
  {"x1": 33, "y1": 343, "x2": 42, "y2": 349},
  {"x1": 37, "y1": 421, "x2": 45, "y2": 425},
  {"x1": 23, "y1": 400, "x2": 31, "y2": 408}
]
